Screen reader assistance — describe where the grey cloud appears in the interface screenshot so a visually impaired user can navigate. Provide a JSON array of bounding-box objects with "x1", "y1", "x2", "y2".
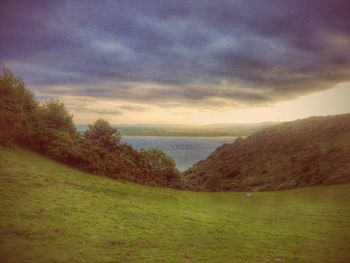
[{"x1": 0, "y1": 0, "x2": 349, "y2": 108}]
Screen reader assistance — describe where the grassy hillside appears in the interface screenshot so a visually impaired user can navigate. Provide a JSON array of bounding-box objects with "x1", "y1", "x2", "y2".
[
  {"x1": 184, "y1": 113, "x2": 350, "y2": 191},
  {"x1": 1, "y1": 148, "x2": 350, "y2": 262}
]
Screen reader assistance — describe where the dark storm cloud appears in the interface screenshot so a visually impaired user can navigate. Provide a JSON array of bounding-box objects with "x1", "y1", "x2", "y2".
[{"x1": 1, "y1": 0, "x2": 349, "y2": 106}]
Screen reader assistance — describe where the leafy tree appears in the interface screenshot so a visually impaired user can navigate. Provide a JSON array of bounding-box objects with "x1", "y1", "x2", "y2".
[
  {"x1": 139, "y1": 148, "x2": 182, "y2": 188},
  {"x1": 36, "y1": 99, "x2": 76, "y2": 136},
  {"x1": 140, "y1": 148, "x2": 175, "y2": 171},
  {"x1": 24, "y1": 99, "x2": 78, "y2": 162},
  {"x1": 0, "y1": 69, "x2": 37, "y2": 145},
  {"x1": 84, "y1": 119, "x2": 121, "y2": 151}
]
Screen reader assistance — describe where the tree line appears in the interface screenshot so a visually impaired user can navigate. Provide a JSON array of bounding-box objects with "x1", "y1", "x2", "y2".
[{"x1": 0, "y1": 69, "x2": 183, "y2": 189}]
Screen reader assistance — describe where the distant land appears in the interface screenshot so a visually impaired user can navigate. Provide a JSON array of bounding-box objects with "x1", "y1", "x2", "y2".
[
  {"x1": 184, "y1": 113, "x2": 350, "y2": 191},
  {"x1": 76, "y1": 122, "x2": 279, "y2": 137}
]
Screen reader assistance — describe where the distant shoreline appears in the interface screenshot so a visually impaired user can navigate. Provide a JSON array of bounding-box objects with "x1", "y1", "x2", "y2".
[
  {"x1": 76, "y1": 122, "x2": 279, "y2": 137},
  {"x1": 120, "y1": 132, "x2": 242, "y2": 137}
]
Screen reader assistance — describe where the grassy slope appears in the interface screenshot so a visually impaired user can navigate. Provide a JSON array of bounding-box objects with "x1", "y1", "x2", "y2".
[{"x1": 1, "y1": 148, "x2": 350, "y2": 263}]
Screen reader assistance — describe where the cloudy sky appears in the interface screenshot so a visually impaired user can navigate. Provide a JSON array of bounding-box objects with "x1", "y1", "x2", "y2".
[{"x1": 1, "y1": 0, "x2": 350, "y2": 124}]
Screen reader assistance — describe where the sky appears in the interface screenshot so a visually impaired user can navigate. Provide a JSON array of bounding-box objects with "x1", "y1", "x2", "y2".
[{"x1": 1, "y1": 0, "x2": 350, "y2": 125}]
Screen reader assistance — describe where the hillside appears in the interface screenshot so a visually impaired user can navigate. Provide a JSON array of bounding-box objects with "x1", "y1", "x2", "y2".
[
  {"x1": 184, "y1": 113, "x2": 350, "y2": 191},
  {"x1": 1, "y1": 148, "x2": 350, "y2": 262}
]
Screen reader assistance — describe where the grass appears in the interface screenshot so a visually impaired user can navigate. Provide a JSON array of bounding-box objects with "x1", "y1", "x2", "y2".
[{"x1": 0, "y1": 148, "x2": 350, "y2": 262}]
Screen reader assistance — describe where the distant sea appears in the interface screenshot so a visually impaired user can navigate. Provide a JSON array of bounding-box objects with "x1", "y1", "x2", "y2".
[{"x1": 122, "y1": 136, "x2": 237, "y2": 171}]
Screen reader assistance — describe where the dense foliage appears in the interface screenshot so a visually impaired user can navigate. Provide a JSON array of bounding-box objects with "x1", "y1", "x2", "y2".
[
  {"x1": 0, "y1": 69, "x2": 37, "y2": 146},
  {"x1": 139, "y1": 148, "x2": 182, "y2": 188},
  {"x1": 184, "y1": 114, "x2": 350, "y2": 191},
  {"x1": 0, "y1": 69, "x2": 182, "y2": 189}
]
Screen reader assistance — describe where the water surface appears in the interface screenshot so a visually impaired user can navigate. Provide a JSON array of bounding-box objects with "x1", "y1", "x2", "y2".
[{"x1": 122, "y1": 136, "x2": 237, "y2": 171}]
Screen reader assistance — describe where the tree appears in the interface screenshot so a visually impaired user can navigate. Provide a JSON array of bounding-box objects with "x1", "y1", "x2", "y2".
[
  {"x1": 36, "y1": 99, "x2": 76, "y2": 136},
  {"x1": 140, "y1": 148, "x2": 175, "y2": 171},
  {"x1": 24, "y1": 99, "x2": 78, "y2": 162},
  {"x1": 84, "y1": 119, "x2": 121, "y2": 151},
  {"x1": 139, "y1": 148, "x2": 182, "y2": 188},
  {"x1": 0, "y1": 68, "x2": 37, "y2": 145}
]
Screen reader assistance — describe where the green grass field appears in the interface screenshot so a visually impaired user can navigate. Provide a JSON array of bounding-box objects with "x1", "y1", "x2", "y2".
[{"x1": 0, "y1": 148, "x2": 349, "y2": 262}]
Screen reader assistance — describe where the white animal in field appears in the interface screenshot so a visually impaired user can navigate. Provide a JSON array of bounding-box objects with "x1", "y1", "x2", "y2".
[{"x1": 246, "y1": 192, "x2": 251, "y2": 198}]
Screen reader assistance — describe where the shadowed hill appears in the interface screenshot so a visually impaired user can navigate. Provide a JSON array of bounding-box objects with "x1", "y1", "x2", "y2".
[{"x1": 184, "y1": 113, "x2": 350, "y2": 191}]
